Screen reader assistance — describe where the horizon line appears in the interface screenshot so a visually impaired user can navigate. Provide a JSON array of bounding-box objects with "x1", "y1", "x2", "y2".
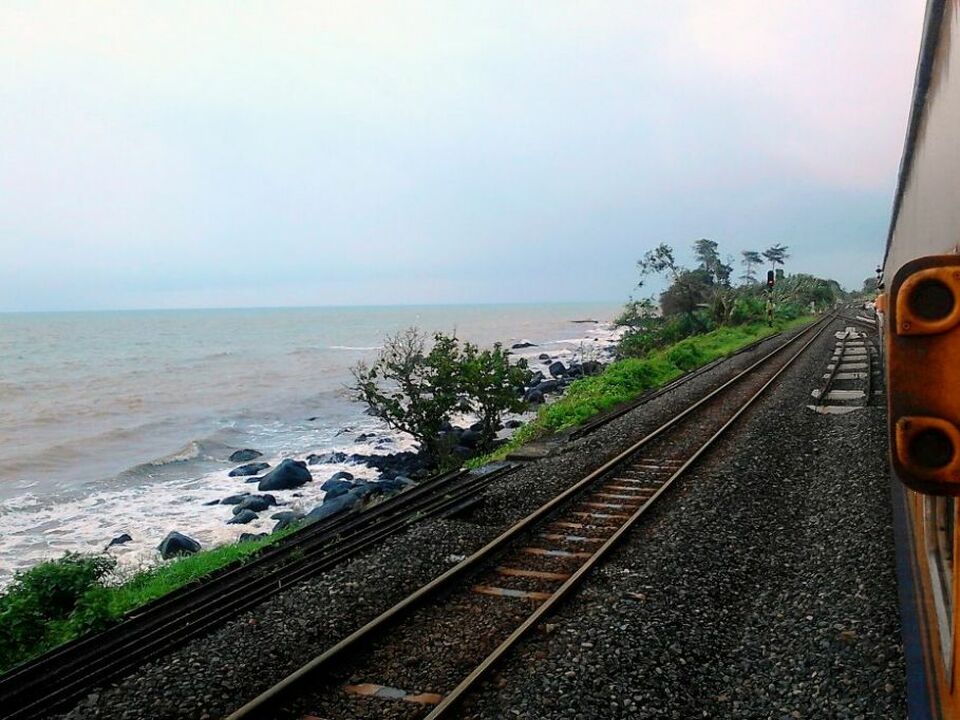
[{"x1": 0, "y1": 298, "x2": 627, "y2": 316}]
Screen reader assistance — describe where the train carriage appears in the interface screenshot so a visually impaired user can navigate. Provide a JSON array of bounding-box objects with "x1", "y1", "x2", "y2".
[{"x1": 884, "y1": 1, "x2": 960, "y2": 717}]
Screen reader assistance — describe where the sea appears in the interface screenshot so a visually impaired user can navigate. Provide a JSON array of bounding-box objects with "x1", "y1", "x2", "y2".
[{"x1": 0, "y1": 302, "x2": 620, "y2": 584}]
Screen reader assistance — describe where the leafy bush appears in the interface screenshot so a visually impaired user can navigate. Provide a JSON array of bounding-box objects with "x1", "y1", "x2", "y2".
[
  {"x1": 352, "y1": 328, "x2": 531, "y2": 463},
  {"x1": 0, "y1": 553, "x2": 115, "y2": 671}
]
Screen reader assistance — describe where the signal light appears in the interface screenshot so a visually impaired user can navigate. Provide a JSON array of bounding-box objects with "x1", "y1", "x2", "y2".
[{"x1": 766, "y1": 270, "x2": 775, "y2": 288}]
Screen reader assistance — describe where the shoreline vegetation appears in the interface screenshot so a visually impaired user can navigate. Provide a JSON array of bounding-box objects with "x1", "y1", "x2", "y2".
[
  {"x1": 1, "y1": 235, "x2": 862, "y2": 675},
  {"x1": 0, "y1": 315, "x2": 809, "y2": 674}
]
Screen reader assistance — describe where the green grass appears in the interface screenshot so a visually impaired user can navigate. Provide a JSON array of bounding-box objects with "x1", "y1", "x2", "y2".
[
  {"x1": 0, "y1": 527, "x2": 297, "y2": 674},
  {"x1": 468, "y1": 316, "x2": 812, "y2": 467}
]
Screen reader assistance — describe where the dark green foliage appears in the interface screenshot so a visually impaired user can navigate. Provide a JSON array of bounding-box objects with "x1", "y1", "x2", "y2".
[
  {"x1": 351, "y1": 328, "x2": 464, "y2": 464},
  {"x1": 459, "y1": 342, "x2": 530, "y2": 449},
  {"x1": 352, "y1": 328, "x2": 531, "y2": 462},
  {"x1": 0, "y1": 553, "x2": 115, "y2": 671}
]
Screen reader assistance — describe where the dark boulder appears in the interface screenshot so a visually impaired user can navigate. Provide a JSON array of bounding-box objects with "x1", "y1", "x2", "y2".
[
  {"x1": 536, "y1": 379, "x2": 561, "y2": 394},
  {"x1": 355, "y1": 432, "x2": 376, "y2": 442},
  {"x1": 548, "y1": 361, "x2": 567, "y2": 378},
  {"x1": 524, "y1": 388, "x2": 545, "y2": 404},
  {"x1": 227, "y1": 509, "x2": 258, "y2": 524},
  {"x1": 321, "y1": 478, "x2": 355, "y2": 499},
  {"x1": 307, "y1": 451, "x2": 349, "y2": 466},
  {"x1": 229, "y1": 449, "x2": 262, "y2": 463},
  {"x1": 234, "y1": 495, "x2": 276, "y2": 513},
  {"x1": 581, "y1": 360, "x2": 603, "y2": 376},
  {"x1": 157, "y1": 531, "x2": 201, "y2": 559},
  {"x1": 238, "y1": 532, "x2": 268, "y2": 543},
  {"x1": 511, "y1": 341, "x2": 537, "y2": 349},
  {"x1": 104, "y1": 533, "x2": 132, "y2": 551},
  {"x1": 375, "y1": 478, "x2": 409, "y2": 494},
  {"x1": 305, "y1": 493, "x2": 358, "y2": 523},
  {"x1": 328, "y1": 470, "x2": 355, "y2": 482},
  {"x1": 459, "y1": 429, "x2": 482, "y2": 449},
  {"x1": 504, "y1": 419, "x2": 524, "y2": 429},
  {"x1": 258, "y1": 459, "x2": 312, "y2": 491},
  {"x1": 538, "y1": 353, "x2": 551, "y2": 361},
  {"x1": 565, "y1": 362, "x2": 582, "y2": 377},
  {"x1": 202, "y1": 499, "x2": 220, "y2": 506},
  {"x1": 271, "y1": 511, "x2": 306, "y2": 532},
  {"x1": 228, "y1": 462, "x2": 270, "y2": 477},
  {"x1": 528, "y1": 371, "x2": 545, "y2": 385},
  {"x1": 451, "y1": 445, "x2": 474, "y2": 460},
  {"x1": 221, "y1": 493, "x2": 251, "y2": 505}
]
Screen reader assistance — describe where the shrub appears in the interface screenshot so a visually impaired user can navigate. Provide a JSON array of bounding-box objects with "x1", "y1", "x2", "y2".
[{"x1": 0, "y1": 553, "x2": 115, "y2": 671}]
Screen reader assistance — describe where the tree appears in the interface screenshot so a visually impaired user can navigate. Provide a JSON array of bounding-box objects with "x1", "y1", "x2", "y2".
[
  {"x1": 351, "y1": 328, "x2": 533, "y2": 463},
  {"x1": 351, "y1": 328, "x2": 463, "y2": 464},
  {"x1": 693, "y1": 238, "x2": 732, "y2": 287},
  {"x1": 740, "y1": 250, "x2": 762, "y2": 284},
  {"x1": 637, "y1": 243, "x2": 681, "y2": 286},
  {"x1": 762, "y1": 244, "x2": 790, "y2": 271},
  {"x1": 459, "y1": 343, "x2": 530, "y2": 450}
]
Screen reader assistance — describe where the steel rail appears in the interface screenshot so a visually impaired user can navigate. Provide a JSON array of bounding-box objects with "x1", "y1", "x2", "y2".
[
  {"x1": 1, "y1": 464, "x2": 518, "y2": 720},
  {"x1": 425, "y1": 312, "x2": 832, "y2": 718},
  {"x1": 225, "y1": 313, "x2": 834, "y2": 720}
]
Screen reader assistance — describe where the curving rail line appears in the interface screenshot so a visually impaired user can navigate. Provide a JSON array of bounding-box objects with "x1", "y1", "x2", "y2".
[{"x1": 225, "y1": 314, "x2": 835, "y2": 720}]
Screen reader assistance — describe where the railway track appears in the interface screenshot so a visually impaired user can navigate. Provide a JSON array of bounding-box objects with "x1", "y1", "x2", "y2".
[
  {"x1": 0, "y1": 462, "x2": 518, "y2": 720},
  {"x1": 809, "y1": 314, "x2": 877, "y2": 414},
  {"x1": 225, "y1": 313, "x2": 835, "y2": 720}
]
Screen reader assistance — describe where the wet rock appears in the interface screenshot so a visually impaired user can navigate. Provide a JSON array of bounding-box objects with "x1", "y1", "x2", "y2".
[
  {"x1": 321, "y1": 478, "x2": 356, "y2": 499},
  {"x1": 221, "y1": 493, "x2": 251, "y2": 505},
  {"x1": 356, "y1": 432, "x2": 376, "y2": 442},
  {"x1": 228, "y1": 462, "x2": 270, "y2": 477},
  {"x1": 234, "y1": 495, "x2": 276, "y2": 513},
  {"x1": 157, "y1": 531, "x2": 201, "y2": 559},
  {"x1": 258, "y1": 459, "x2": 312, "y2": 491},
  {"x1": 524, "y1": 388, "x2": 545, "y2": 404},
  {"x1": 202, "y1": 499, "x2": 220, "y2": 506},
  {"x1": 305, "y1": 493, "x2": 358, "y2": 523},
  {"x1": 512, "y1": 341, "x2": 537, "y2": 349},
  {"x1": 538, "y1": 353, "x2": 551, "y2": 360},
  {"x1": 270, "y1": 510, "x2": 305, "y2": 523},
  {"x1": 328, "y1": 470, "x2": 355, "y2": 482},
  {"x1": 238, "y1": 533, "x2": 268, "y2": 543},
  {"x1": 548, "y1": 361, "x2": 567, "y2": 378},
  {"x1": 536, "y1": 379, "x2": 561, "y2": 394},
  {"x1": 227, "y1": 509, "x2": 258, "y2": 525},
  {"x1": 581, "y1": 360, "x2": 603, "y2": 376},
  {"x1": 104, "y1": 533, "x2": 132, "y2": 551},
  {"x1": 306, "y1": 451, "x2": 350, "y2": 466},
  {"x1": 504, "y1": 419, "x2": 524, "y2": 429},
  {"x1": 229, "y1": 449, "x2": 262, "y2": 463},
  {"x1": 459, "y1": 429, "x2": 482, "y2": 449}
]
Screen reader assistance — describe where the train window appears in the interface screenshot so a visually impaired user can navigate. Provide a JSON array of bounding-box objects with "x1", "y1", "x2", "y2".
[{"x1": 924, "y1": 496, "x2": 955, "y2": 675}]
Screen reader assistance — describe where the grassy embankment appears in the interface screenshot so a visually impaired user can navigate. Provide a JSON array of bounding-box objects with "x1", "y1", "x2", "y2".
[
  {"x1": 0, "y1": 527, "x2": 296, "y2": 673},
  {"x1": 0, "y1": 315, "x2": 811, "y2": 674},
  {"x1": 468, "y1": 316, "x2": 813, "y2": 467}
]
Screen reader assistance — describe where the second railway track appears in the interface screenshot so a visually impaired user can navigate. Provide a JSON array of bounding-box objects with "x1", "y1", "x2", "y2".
[{"x1": 226, "y1": 313, "x2": 835, "y2": 720}]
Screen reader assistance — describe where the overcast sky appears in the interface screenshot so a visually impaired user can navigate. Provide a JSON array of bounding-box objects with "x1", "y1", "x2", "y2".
[{"x1": 0, "y1": 1, "x2": 924, "y2": 312}]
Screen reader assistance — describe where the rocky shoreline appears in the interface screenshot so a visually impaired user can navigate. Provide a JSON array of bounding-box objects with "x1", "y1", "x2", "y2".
[{"x1": 102, "y1": 333, "x2": 621, "y2": 566}]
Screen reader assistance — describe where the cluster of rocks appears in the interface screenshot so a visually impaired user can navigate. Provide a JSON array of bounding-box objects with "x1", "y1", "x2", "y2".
[
  {"x1": 140, "y1": 449, "x2": 425, "y2": 561},
  {"x1": 521, "y1": 354, "x2": 605, "y2": 404},
  {"x1": 125, "y1": 335, "x2": 616, "y2": 566}
]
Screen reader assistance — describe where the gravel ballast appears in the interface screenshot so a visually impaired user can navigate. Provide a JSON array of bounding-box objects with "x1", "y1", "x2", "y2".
[
  {"x1": 462, "y1": 317, "x2": 904, "y2": 719},
  {"x1": 57, "y1": 319, "x2": 904, "y2": 720}
]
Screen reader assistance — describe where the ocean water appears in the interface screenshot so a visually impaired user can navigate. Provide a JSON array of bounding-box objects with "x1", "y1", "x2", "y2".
[{"x1": 0, "y1": 303, "x2": 620, "y2": 582}]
